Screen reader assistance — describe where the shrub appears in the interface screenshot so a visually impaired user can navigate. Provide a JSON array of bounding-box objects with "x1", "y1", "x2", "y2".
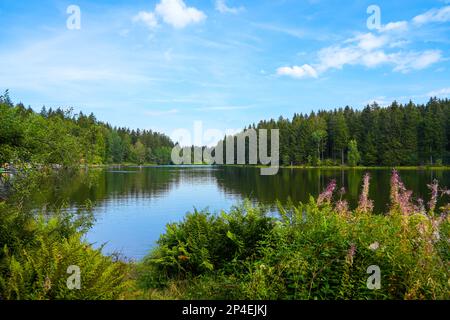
[
  {"x1": 0, "y1": 170, "x2": 131, "y2": 300},
  {"x1": 137, "y1": 201, "x2": 275, "y2": 289},
  {"x1": 139, "y1": 171, "x2": 450, "y2": 300}
]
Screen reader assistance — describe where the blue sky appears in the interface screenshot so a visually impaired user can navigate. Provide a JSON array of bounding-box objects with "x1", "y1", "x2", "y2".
[{"x1": 0, "y1": 0, "x2": 449, "y2": 140}]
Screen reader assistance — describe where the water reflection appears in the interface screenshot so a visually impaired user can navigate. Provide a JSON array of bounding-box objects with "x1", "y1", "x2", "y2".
[{"x1": 31, "y1": 166, "x2": 450, "y2": 259}]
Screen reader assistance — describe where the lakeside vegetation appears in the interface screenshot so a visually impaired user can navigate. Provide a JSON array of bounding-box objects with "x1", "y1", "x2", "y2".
[
  {"x1": 135, "y1": 171, "x2": 449, "y2": 300},
  {"x1": 0, "y1": 167, "x2": 448, "y2": 300}
]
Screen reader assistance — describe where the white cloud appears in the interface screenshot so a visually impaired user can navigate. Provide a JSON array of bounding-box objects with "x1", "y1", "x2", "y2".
[
  {"x1": 133, "y1": 11, "x2": 158, "y2": 29},
  {"x1": 284, "y1": 25, "x2": 441, "y2": 78},
  {"x1": 276, "y1": 5, "x2": 449, "y2": 80},
  {"x1": 349, "y1": 33, "x2": 388, "y2": 51},
  {"x1": 380, "y1": 21, "x2": 409, "y2": 32},
  {"x1": 389, "y1": 40, "x2": 410, "y2": 48},
  {"x1": 361, "y1": 51, "x2": 389, "y2": 67},
  {"x1": 427, "y1": 87, "x2": 450, "y2": 97},
  {"x1": 155, "y1": 0, "x2": 206, "y2": 29},
  {"x1": 133, "y1": 0, "x2": 206, "y2": 30},
  {"x1": 276, "y1": 64, "x2": 318, "y2": 79},
  {"x1": 316, "y1": 44, "x2": 441, "y2": 74},
  {"x1": 215, "y1": 0, "x2": 245, "y2": 14},
  {"x1": 391, "y1": 50, "x2": 442, "y2": 73},
  {"x1": 413, "y1": 6, "x2": 450, "y2": 25},
  {"x1": 316, "y1": 46, "x2": 362, "y2": 72}
]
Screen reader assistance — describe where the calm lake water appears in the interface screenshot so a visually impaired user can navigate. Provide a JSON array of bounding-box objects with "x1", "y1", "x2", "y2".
[{"x1": 33, "y1": 166, "x2": 450, "y2": 260}]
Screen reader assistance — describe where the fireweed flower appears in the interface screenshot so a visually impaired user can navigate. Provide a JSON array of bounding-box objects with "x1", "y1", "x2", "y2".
[
  {"x1": 390, "y1": 169, "x2": 414, "y2": 215},
  {"x1": 390, "y1": 169, "x2": 401, "y2": 205},
  {"x1": 414, "y1": 198, "x2": 426, "y2": 215},
  {"x1": 427, "y1": 179, "x2": 439, "y2": 213},
  {"x1": 334, "y1": 186, "x2": 349, "y2": 216},
  {"x1": 357, "y1": 173, "x2": 374, "y2": 214},
  {"x1": 335, "y1": 199, "x2": 349, "y2": 216},
  {"x1": 317, "y1": 179, "x2": 336, "y2": 205}
]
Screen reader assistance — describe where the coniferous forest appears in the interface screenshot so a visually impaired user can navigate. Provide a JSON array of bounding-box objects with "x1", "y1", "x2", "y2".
[
  {"x1": 245, "y1": 98, "x2": 450, "y2": 167},
  {"x1": 2, "y1": 91, "x2": 450, "y2": 168}
]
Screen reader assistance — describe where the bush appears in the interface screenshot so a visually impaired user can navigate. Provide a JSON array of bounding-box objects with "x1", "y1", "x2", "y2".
[
  {"x1": 0, "y1": 170, "x2": 131, "y2": 300},
  {"x1": 137, "y1": 201, "x2": 275, "y2": 289},
  {"x1": 138, "y1": 171, "x2": 450, "y2": 300}
]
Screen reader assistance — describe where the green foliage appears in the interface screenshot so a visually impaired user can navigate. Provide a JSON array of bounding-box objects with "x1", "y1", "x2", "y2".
[
  {"x1": 137, "y1": 202, "x2": 274, "y2": 289},
  {"x1": 138, "y1": 176, "x2": 450, "y2": 300},
  {"x1": 0, "y1": 170, "x2": 131, "y2": 300},
  {"x1": 348, "y1": 139, "x2": 361, "y2": 167},
  {"x1": 0, "y1": 91, "x2": 174, "y2": 167},
  {"x1": 218, "y1": 98, "x2": 450, "y2": 166},
  {"x1": 0, "y1": 231, "x2": 129, "y2": 300}
]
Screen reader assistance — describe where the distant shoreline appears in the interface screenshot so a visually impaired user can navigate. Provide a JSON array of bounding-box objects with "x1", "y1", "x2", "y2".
[{"x1": 83, "y1": 163, "x2": 450, "y2": 170}]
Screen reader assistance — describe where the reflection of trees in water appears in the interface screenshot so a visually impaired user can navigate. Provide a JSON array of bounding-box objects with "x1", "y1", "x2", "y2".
[
  {"x1": 33, "y1": 168, "x2": 179, "y2": 209},
  {"x1": 32, "y1": 167, "x2": 450, "y2": 214},
  {"x1": 213, "y1": 167, "x2": 450, "y2": 213},
  {"x1": 213, "y1": 167, "x2": 364, "y2": 207},
  {"x1": 33, "y1": 167, "x2": 222, "y2": 210}
]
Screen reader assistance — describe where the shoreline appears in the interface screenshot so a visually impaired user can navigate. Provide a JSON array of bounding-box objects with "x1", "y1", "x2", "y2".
[{"x1": 84, "y1": 163, "x2": 450, "y2": 170}]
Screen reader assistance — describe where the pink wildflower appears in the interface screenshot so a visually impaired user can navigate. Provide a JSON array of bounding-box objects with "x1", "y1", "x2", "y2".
[
  {"x1": 357, "y1": 173, "x2": 374, "y2": 213},
  {"x1": 427, "y1": 179, "x2": 439, "y2": 213},
  {"x1": 317, "y1": 179, "x2": 336, "y2": 205},
  {"x1": 390, "y1": 170, "x2": 414, "y2": 215},
  {"x1": 335, "y1": 199, "x2": 349, "y2": 216},
  {"x1": 414, "y1": 198, "x2": 426, "y2": 215}
]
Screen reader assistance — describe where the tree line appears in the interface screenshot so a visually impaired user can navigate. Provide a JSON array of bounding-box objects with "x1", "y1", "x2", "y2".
[
  {"x1": 0, "y1": 90, "x2": 174, "y2": 167},
  {"x1": 2, "y1": 90, "x2": 450, "y2": 167},
  {"x1": 222, "y1": 98, "x2": 450, "y2": 166}
]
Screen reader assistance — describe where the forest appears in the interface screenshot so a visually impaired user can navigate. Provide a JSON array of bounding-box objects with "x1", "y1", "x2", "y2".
[
  {"x1": 0, "y1": 90, "x2": 174, "y2": 167},
  {"x1": 232, "y1": 98, "x2": 450, "y2": 167},
  {"x1": 1, "y1": 90, "x2": 450, "y2": 168}
]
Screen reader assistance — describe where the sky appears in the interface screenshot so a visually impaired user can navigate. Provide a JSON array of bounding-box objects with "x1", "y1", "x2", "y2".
[{"x1": 0, "y1": 0, "x2": 449, "y2": 142}]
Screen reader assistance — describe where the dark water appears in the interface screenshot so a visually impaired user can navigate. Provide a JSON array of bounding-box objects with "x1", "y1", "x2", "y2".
[{"x1": 32, "y1": 166, "x2": 450, "y2": 260}]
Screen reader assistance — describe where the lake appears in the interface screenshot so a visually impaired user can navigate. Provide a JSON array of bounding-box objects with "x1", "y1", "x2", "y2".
[{"x1": 32, "y1": 166, "x2": 450, "y2": 260}]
